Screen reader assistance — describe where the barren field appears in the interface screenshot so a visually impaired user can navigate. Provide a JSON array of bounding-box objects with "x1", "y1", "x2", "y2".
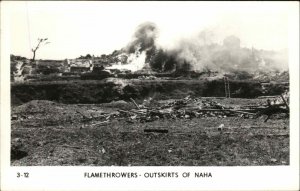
[{"x1": 11, "y1": 97, "x2": 289, "y2": 166}]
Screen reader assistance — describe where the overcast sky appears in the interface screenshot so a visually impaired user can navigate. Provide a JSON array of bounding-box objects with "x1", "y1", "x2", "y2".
[{"x1": 5, "y1": 1, "x2": 296, "y2": 60}]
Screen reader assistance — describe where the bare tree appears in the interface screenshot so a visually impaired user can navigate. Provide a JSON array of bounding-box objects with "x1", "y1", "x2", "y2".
[{"x1": 31, "y1": 38, "x2": 50, "y2": 61}]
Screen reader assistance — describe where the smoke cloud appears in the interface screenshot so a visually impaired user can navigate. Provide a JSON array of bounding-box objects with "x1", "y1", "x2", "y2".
[
  {"x1": 158, "y1": 30, "x2": 288, "y2": 73},
  {"x1": 110, "y1": 22, "x2": 288, "y2": 74},
  {"x1": 126, "y1": 22, "x2": 158, "y2": 54}
]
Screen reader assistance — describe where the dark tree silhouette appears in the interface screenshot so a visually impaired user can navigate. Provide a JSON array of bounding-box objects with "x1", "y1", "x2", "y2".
[{"x1": 31, "y1": 38, "x2": 50, "y2": 61}]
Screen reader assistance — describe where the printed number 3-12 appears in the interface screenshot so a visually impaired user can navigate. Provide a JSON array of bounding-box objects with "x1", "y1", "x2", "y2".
[{"x1": 17, "y1": 172, "x2": 29, "y2": 178}]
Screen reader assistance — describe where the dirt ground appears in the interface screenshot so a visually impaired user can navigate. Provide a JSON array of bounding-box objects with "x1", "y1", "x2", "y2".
[{"x1": 11, "y1": 98, "x2": 289, "y2": 166}]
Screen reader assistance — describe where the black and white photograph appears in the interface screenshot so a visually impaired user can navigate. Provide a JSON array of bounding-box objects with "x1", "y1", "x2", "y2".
[{"x1": 1, "y1": 1, "x2": 299, "y2": 190}]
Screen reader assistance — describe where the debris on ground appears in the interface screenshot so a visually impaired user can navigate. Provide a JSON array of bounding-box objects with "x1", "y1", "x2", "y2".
[
  {"x1": 110, "y1": 96, "x2": 265, "y2": 123},
  {"x1": 11, "y1": 96, "x2": 290, "y2": 166},
  {"x1": 12, "y1": 93, "x2": 290, "y2": 128}
]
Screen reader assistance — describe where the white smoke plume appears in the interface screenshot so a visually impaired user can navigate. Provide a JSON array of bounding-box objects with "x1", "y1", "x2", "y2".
[
  {"x1": 164, "y1": 31, "x2": 288, "y2": 73},
  {"x1": 108, "y1": 22, "x2": 288, "y2": 73},
  {"x1": 125, "y1": 22, "x2": 158, "y2": 53}
]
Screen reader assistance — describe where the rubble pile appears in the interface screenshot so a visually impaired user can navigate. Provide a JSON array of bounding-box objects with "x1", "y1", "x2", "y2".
[
  {"x1": 115, "y1": 96, "x2": 250, "y2": 123},
  {"x1": 12, "y1": 90, "x2": 289, "y2": 128},
  {"x1": 114, "y1": 91, "x2": 290, "y2": 123}
]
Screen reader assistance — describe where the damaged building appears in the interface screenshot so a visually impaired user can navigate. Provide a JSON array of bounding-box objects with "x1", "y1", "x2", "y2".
[{"x1": 67, "y1": 59, "x2": 93, "y2": 73}]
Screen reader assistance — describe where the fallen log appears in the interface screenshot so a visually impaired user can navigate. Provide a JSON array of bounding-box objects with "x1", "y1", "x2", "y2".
[
  {"x1": 130, "y1": 98, "x2": 140, "y2": 109},
  {"x1": 227, "y1": 110, "x2": 256, "y2": 115},
  {"x1": 92, "y1": 120, "x2": 110, "y2": 126},
  {"x1": 257, "y1": 96, "x2": 278, "y2": 99},
  {"x1": 118, "y1": 109, "x2": 146, "y2": 115},
  {"x1": 200, "y1": 97, "x2": 226, "y2": 99},
  {"x1": 144, "y1": 129, "x2": 168, "y2": 133},
  {"x1": 196, "y1": 109, "x2": 256, "y2": 115},
  {"x1": 241, "y1": 105, "x2": 267, "y2": 108},
  {"x1": 266, "y1": 134, "x2": 289, "y2": 138},
  {"x1": 118, "y1": 109, "x2": 132, "y2": 114},
  {"x1": 131, "y1": 109, "x2": 148, "y2": 114}
]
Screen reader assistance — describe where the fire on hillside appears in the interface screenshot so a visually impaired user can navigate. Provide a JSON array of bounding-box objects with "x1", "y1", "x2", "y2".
[
  {"x1": 11, "y1": 21, "x2": 288, "y2": 83},
  {"x1": 10, "y1": 21, "x2": 291, "y2": 167}
]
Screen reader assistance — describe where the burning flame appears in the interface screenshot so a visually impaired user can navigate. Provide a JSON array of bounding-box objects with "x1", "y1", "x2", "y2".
[{"x1": 107, "y1": 49, "x2": 147, "y2": 72}]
